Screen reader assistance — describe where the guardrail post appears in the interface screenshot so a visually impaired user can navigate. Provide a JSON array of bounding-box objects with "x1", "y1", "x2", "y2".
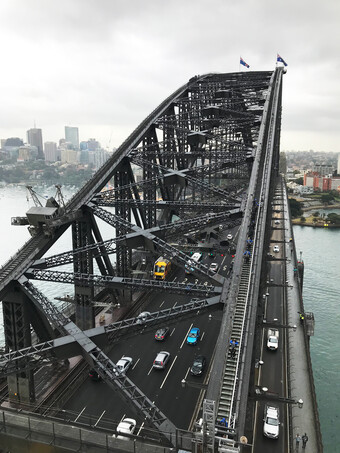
[{"x1": 27, "y1": 415, "x2": 31, "y2": 440}]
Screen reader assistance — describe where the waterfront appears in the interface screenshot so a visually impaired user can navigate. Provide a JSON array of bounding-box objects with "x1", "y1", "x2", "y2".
[{"x1": 0, "y1": 185, "x2": 338, "y2": 452}]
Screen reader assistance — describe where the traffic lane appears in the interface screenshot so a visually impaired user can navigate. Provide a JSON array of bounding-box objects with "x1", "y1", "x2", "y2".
[
  {"x1": 132, "y1": 307, "x2": 223, "y2": 429},
  {"x1": 265, "y1": 263, "x2": 284, "y2": 322},
  {"x1": 155, "y1": 310, "x2": 223, "y2": 429},
  {"x1": 255, "y1": 401, "x2": 285, "y2": 453},
  {"x1": 253, "y1": 231, "x2": 286, "y2": 451},
  {"x1": 63, "y1": 306, "x2": 223, "y2": 431}
]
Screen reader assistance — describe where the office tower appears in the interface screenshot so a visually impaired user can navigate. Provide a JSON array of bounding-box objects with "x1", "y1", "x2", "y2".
[
  {"x1": 65, "y1": 126, "x2": 79, "y2": 150},
  {"x1": 44, "y1": 142, "x2": 60, "y2": 162},
  {"x1": 27, "y1": 128, "x2": 44, "y2": 159},
  {"x1": 87, "y1": 138, "x2": 100, "y2": 151}
]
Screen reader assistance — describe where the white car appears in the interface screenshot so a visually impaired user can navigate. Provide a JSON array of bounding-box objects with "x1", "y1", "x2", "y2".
[
  {"x1": 116, "y1": 356, "x2": 133, "y2": 374},
  {"x1": 116, "y1": 418, "x2": 136, "y2": 440},
  {"x1": 267, "y1": 329, "x2": 279, "y2": 351},
  {"x1": 273, "y1": 245, "x2": 280, "y2": 253},
  {"x1": 274, "y1": 219, "x2": 280, "y2": 224},
  {"x1": 209, "y1": 262, "x2": 219, "y2": 273},
  {"x1": 227, "y1": 233, "x2": 233, "y2": 240},
  {"x1": 263, "y1": 405, "x2": 280, "y2": 439},
  {"x1": 136, "y1": 311, "x2": 151, "y2": 324}
]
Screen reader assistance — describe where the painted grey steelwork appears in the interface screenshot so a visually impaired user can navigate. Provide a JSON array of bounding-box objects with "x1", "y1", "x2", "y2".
[{"x1": 0, "y1": 68, "x2": 322, "y2": 452}]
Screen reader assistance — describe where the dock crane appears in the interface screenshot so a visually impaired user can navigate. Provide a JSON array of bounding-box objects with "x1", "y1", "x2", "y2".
[{"x1": 11, "y1": 185, "x2": 66, "y2": 236}]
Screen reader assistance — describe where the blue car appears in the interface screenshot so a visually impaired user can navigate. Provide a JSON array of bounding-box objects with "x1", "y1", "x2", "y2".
[{"x1": 187, "y1": 327, "x2": 200, "y2": 345}]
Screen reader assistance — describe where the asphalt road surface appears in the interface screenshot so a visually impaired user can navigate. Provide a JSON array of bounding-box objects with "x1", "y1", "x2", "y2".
[{"x1": 252, "y1": 188, "x2": 289, "y2": 452}]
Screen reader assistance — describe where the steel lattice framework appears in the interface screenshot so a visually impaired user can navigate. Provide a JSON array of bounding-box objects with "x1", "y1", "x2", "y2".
[{"x1": 0, "y1": 69, "x2": 285, "y2": 446}]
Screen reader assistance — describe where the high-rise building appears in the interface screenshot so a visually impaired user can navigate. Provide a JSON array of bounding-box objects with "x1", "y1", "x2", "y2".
[
  {"x1": 27, "y1": 128, "x2": 44, "y2": 159},
  {"x1": 87, "y1": 138, "x2": 100, "y2": 151},
  {"x1": 337, "y1": 154, "x2": 340, "y2": 175},
  {"x1": 44, "y1": 142, "x2": 60, "y2": 162},
  {"x1": 65, "y1": 126, "x2": 79, "y2": 150}
]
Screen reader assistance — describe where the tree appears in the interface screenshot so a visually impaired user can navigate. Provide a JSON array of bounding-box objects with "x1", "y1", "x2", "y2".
[
  {"x1": 295, "y1": 177, "x2": 304, "y2": 185},
  {"x1": 312, "y1": 211, "x2": 320, "y2": 217},
  {"x1": 289, "y1": 198, "x2": 303, "y2": 218},
  {"x1": 321, "y1": 194, "x2": 334, "y2": 204},
  {"x1": 300, "y1": 216, "x2": 306, "y2": 223},
  {"x1": 326, "y1": 213, "x2": 340, "y2": 224}
]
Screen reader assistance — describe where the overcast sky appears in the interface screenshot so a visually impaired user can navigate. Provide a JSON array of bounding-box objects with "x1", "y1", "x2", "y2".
[{"x1": 0, "y1": 0, "x2": 339, "y2": 152}]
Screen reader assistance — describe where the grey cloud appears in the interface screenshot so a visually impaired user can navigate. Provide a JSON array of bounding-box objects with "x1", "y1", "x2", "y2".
[{"x1": 0, "y1": 0, "x2": 339, "y2": 151}]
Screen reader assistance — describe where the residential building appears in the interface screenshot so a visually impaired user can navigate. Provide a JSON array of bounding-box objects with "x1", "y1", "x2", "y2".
[
  {"x1": 304, "y1": 173, "x2": 340, "y2": 192},
  {"x1": 60, "y1": 148, "x2": 79, "y2": 164},
  {"x1": 44, "y1": 142, "x2": 60, "y2": 162},
  {"x1": 17, "y1": 145, "x2": 38, "y2": 162}
]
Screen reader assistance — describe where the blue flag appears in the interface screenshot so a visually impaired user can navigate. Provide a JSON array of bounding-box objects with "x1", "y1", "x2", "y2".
[
  {"x1": 240, "y1": 57, "x2": 250, "y2": 68},
  {"x1": 277, "y1": 54, "x2": 288, "y2": 67}
]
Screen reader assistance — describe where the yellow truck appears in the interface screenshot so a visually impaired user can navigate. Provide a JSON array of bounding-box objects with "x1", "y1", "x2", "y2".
[{"x1": 153, "y1": 257, "x2": 171, "y2": 280}]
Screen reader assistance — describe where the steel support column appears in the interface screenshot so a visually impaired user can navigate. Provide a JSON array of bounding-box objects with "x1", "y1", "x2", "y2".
[
  {"x1": 2, "y1": 286, "x2": 35, "y2": 404},
  {"x1": 72, "y1": 216, "x2": 95, "y2": 330}
]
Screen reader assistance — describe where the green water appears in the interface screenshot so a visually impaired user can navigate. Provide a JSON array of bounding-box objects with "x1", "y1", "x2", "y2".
[{"x1": 294, "y1": 226, "x2": 340, "y2": 452}]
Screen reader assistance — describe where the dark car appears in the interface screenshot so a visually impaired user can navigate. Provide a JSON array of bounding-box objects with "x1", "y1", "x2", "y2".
[
  {"x1": 190, "y1": 355, "x2": 206, "y2": 376},
  {"x1": 89, "y1": 369, "x2": 101, "y2": 381},
  {"x1": 155, "y1": 327, "x2": 170, "y2": 341}
]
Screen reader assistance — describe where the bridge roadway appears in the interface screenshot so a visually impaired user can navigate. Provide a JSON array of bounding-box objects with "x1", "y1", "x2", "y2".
[
  {"x1": 252, "y1": 183, "x2": 288, "y2": 452},
  {"x1": 58, "y1": 230, "x2": 237, "y2": 438}
]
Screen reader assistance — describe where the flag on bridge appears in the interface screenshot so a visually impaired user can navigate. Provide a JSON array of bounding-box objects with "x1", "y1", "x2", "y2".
[
  {"x1": 277, "y1": 54, "x2": 288, "y2": 66},
  {"x1": 240, "y1": 57, "x2": 250, "y2": 68}
]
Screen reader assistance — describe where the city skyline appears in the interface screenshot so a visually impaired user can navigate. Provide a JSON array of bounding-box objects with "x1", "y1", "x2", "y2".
[{"x1": 0, "y1": 1, "x2": 339, "y2": 153}]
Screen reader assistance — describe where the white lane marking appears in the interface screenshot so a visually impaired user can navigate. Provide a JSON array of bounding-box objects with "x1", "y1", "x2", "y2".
[
  {"x1": 119, "y1": 414, "x2": 126, "y2": 424},
  {"x1": 173, "y1": 301, "x2": 177, "y2": 308},
  {"x1": 170, "y1": 327, "x2": 176, "y2": 336},
  {"x1": 147, "y1": 364, "x2": 154, "y2": 375},
  {"x1": 160, "y1": 355, "x2": 177, "y2": 389},
  {"x1": 132, "y1": 358, "x2": 140, "y2": 370},
  {"x1": 221, "y1": 255, "x2": 227, "y2": 267},
  {"x1": 137, "y1": 422, "x2": 144, "y2": 436},
  {"x1": 160, "y1": 300, "x2": 165, "y2": 308},
  {"x1": 74, "y1": 406, "x2": 86, "y2": 422},
  {"x1": 173, "y1": 276, "x2": 177, "y2": 281},
  {"x1": 95, "y1": 410, "x2": 106, "y2": 427},
  {"x1": 180, "y1": 324, "x2": 193, "y2": 349},
  {"x1": 184, "y1": 367, "x2": 190, "y2": 380},
  {"x1": 201, "y1": 332, "x2": 205, "y2": 341}
]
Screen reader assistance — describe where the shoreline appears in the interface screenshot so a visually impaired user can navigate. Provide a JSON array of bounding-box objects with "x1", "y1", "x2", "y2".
[{"x1": 292, "y1": 220, "x2": 340, "y2": 228}]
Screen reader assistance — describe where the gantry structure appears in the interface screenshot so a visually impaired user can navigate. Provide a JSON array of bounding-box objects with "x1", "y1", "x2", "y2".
[{"x1": 0, "y1": 67, "x2": 297, "y2": 450}]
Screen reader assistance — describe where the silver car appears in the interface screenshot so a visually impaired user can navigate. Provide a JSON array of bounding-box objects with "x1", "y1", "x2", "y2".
[
  {"x1": 153, "y1": 351, "x2": 170, "y2": 369},
  {"x1": 209, "y1": 262, "x2": 218, "y2": 273},
  {"x1": 116, "y1": 356, "x2": 133, "y2": 374},
  {"x1": 136, "y1": 311, "x2": 151, "y2": 325}
]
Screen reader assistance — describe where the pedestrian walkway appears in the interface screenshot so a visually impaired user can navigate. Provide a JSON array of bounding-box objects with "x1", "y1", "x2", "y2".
[{"x1": 283, "y1": 184, "x2": 321, "y2": 452}]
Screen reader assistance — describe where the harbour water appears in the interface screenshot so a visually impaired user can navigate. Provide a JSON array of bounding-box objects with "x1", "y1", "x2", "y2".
[
  {"x1": 0, "y1": 185, "x2": 338, "y2": 452},
  {"x1": 293, "y1": 226, "x2": 339, "y2": 453}
]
